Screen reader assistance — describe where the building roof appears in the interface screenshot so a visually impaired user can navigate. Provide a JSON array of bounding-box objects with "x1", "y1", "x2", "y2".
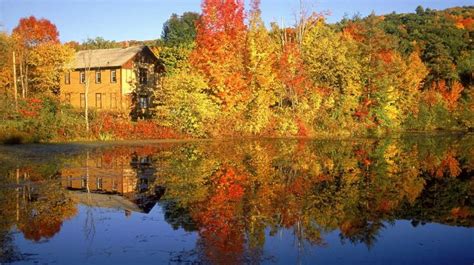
[
  {"x1": 69, "y1": 191, "x2": 148, "y2": 213},
  {"x1": 73, "y1": 45, "x2": 156, "y2": 69}
]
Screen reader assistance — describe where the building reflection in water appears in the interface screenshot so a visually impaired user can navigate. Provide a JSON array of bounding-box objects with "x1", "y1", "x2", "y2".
[{"x1": 60, "y1": 150, "x2": 165, "y2": 215}]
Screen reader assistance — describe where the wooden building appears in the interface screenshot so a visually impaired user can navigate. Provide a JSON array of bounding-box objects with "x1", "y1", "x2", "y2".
[{"x1": 60, "y1": 45, "x2": 163, "y2": 119}]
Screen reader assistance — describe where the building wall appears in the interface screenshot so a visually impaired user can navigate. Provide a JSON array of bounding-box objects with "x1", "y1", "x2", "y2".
[
  {"x1": 121, "y1": 68, "x2": 136, "y2": 95},
  {"x1": 60, "y1": 157, "x2": 137, "y2": 194},
  {"x1": 60, "y1": 47, "x2": 162, "y2": 116},
  {"x1": 60, "y1": 67, "x2": 129, "y2": 111}
]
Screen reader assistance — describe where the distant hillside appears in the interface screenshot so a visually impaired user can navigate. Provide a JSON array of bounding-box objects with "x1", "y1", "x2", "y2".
[{"x1": 339, "y1": 6, "x2": 473, "y2": 87}]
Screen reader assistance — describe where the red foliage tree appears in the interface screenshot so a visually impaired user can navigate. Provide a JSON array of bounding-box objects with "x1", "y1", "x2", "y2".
[
  {"x1": 438, "y1": 80, "x2": 464, "y2": 111},
  {"x1": 277, "y1": 42, "x2": 313, "y2": 106},
  {"x1": 13, "y1": 16, "x2": 59, "y2": 47},
  {"x1": 12, "y1": 16, "x2": 62, "y2": 97},
  {"x1": 191, "y1": 0, "x2": 248, "y2": 108}
]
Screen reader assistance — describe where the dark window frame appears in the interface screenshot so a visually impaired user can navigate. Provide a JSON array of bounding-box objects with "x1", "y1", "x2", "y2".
[
  {"x1": 139, "y1": 68, "x2": 147, "y2": 84},
  {"x1": 95, "y1": 93, "x2": 102, "y2": 109},
  {"x1": 97, "y1": 178, "x2": 103, "y2": 190},
  {"x1": 111, "y1": 69, "x2": 117, "y2": 83},
  {"x1": 95, "y1": 70, "x2": 102, "y2": 84},
  {"x1": 112, "y1": 179, "x2": 117, "y2": 191},
  {"x1": 67, "y1": 176, "x2": 72, "y2": 188},
  {"x1": 79, "y1": 71, "x2": 86, "y2": 84},
  {"x1": 110, "y1": 93, "x2": 117, "y2": 109},
  {"x1": 139, "y1": 96, "x2": 149, "y2": 109},
  {"x1": 81, "y1": 177, "x2": 87, "y2": 189}
]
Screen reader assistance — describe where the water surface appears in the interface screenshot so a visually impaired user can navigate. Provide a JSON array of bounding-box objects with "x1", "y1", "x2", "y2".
[{"x1": 0, "y1": 135, "x2": 472, "y2": 264}]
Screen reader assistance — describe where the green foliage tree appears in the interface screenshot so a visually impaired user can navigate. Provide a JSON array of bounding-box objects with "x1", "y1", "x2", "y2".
[
  {"x1": 380, "y1": 6, "x2": 472, "y2": 86},
  {"x1": 162, "y1": 12, "x2": 200, "y2": 47},
  {"x1": 153, "y1": 45, "x2": 192, "y2": 76},
  {"x1": 79, "y1": 37, "x2": 121, "y2": 50}
]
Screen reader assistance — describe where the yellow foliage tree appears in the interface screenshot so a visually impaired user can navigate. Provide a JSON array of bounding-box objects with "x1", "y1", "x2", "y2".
[{"x1": 242, "y1": 0, "x2": 280, "y2": 135}]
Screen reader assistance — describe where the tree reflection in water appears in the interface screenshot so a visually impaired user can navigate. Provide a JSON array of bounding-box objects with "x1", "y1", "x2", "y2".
[
  {"x1": 0, "y1": 135, "x2": 472, "y2": 264},
  {"x1": 155, "y1": 136, "x2": 473, "y2": 264}
]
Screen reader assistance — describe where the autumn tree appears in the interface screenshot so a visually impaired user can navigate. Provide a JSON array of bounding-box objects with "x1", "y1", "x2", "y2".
[
  {"x1": 0, "y1": 33, "x2": 13, "y2": 94},
  {"x1": 302, "y1": 20, "x2": 363, "y2": 132},
  {"x1": 153, "y1": 45, "x2": 193, "y2": 76},
  {"x1": 13, "y1": 16, "x2": 59, "y2": 46},
  {"x1": 64, "y1": 41, "x2": 80, "y2": 51},
  {"x1": 439, "y1": 80, "x2": 464, "y2": 111},
  {"x1": 380, "y1": 6, "x2": 471, "y2": 86},
  {"x1": 399, "y1": 51, "x2": 429, "y2": 117},
  {"x1": 154, "y1": 70, "x2": 219, "y2": 137},
  {"x1": 191, "y1": 0, "x2": 248, "y2": 109},
  {"x1": 242, "y1": 0, "x2": 280, "y2": 134},
  {"x1": 12, "y1": 16, "x2": 72, "y2": 96},
  {"x1": 276, "y1": 41, "x2": 310, "y2": 107},
  {"x1": 343, "y1": 15, "x2": 413, "y2": 130},
  {"x1": 28, "y1": 43, "x2": 74, "y2": 95}
]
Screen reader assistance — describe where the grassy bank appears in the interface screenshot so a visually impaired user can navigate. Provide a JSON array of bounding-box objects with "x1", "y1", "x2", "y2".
[{"x1": 1, "y1": 93, "x2": 472, "y2": 145}]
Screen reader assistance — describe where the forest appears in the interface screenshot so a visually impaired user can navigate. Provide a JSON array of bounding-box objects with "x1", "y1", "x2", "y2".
[{"x1": 0, "y1": 1, "x2": 473, "y2": 143}]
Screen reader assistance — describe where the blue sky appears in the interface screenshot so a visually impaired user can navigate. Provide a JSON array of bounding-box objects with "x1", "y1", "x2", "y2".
[{"x1": 1, "y1": 0, "x2": 471, "y2": 42}]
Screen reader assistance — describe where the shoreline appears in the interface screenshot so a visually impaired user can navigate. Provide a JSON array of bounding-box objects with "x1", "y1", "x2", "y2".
[{"x1": 0, "y1": 130, "x2": 470, "y2": 149}]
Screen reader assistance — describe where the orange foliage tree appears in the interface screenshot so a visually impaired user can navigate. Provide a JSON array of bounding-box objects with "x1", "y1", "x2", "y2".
[
  {"x1": 12, "y1": 16, "x2": 71, "y2": 96},
  {"x1": 439, "y1": 80, "x2": 464, "y2": 111},
  {"x1": 13, "y1": 16, "x2": 59, "y2": 47},
  {"x1": 191, "y1": 0, "x2": 248, "y2": 109}
]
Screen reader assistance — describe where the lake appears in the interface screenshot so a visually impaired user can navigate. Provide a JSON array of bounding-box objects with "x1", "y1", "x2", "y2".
[{"x1": 0, "y1": 135, "x2": 472, "y2": 264}]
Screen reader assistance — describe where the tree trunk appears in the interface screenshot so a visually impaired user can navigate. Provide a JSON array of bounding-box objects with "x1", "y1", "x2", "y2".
[
  {"x1": 82, "y1": 51, "x2": 93, "y2": 137},
  {"x1": 12, "y1": 51, "x2": 18, "y2": 111},
  {"x1": 85, "y1": 71, "x2": 90, "y2": 134},
  {"x1": 25, "y1": 64, "x2": 29, "y2": 97},
  {"x1": 19, "y1": 60, "x2": 25, "y2": 98}
]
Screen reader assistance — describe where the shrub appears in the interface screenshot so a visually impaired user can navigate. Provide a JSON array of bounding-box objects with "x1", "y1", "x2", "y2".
[{"x1": 0, "y1": 126, "x2": 32, "y2": 144}]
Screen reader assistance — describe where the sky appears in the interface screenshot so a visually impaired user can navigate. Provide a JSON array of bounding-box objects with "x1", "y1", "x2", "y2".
[{"x1": 1, "y1": 0, "x2": 472, "y2": 43}]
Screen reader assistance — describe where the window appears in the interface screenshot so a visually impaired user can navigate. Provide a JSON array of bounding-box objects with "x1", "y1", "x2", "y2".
[
  {"x1": 112, "y1": 179, "x2": 117, "y2": 191},
  {"x1": 80, "y1": 71, "x2": 86, "y2": 84},
  {"x1": 95, "y1": 71, "x2": 102, "y2": 84},
  {"x1": 95, "y1": 93, "x2": 102, "y2": 109},
  {"x1": 81, "y1": 177, "x2": 87, "y2": 189},
  {"x1": 139, "y1": 68, "x2": 147, "y2": 84},
  {"x1": 139, "y1": 96, "x2": 149, "y2": 109},
  {"x1": 80, "y1": 93, "x2": 85, "y2": 108},
  {"x1": 96, "y1": 157, "x2": 102, "y2": 168},
  {"x1": 65, "y1": 72, "x2": 71, "y2": 84},
  {"x1": 97, "y1": 178, "x2": 103, "y2": 190},
  {"x1": 140, "y1": 157, "x2": 151, "y2": 164},
  {"x1": 64, "y1": 93, "x2": 71, "y2": 104},
  {"x1": 110, "y1": 69, "x2": 117, "y2": 83},
  {"x1": 67, "y1": 176, "x2": 72, "y2": 188},
  {"x1": 110, "y1": 93, "x2": 117, "y2": 109}
]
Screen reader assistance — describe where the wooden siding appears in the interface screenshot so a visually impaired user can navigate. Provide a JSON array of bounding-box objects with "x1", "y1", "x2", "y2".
[{"x1": 60, "y1": 67, "x2": 130, "y2": 111}]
